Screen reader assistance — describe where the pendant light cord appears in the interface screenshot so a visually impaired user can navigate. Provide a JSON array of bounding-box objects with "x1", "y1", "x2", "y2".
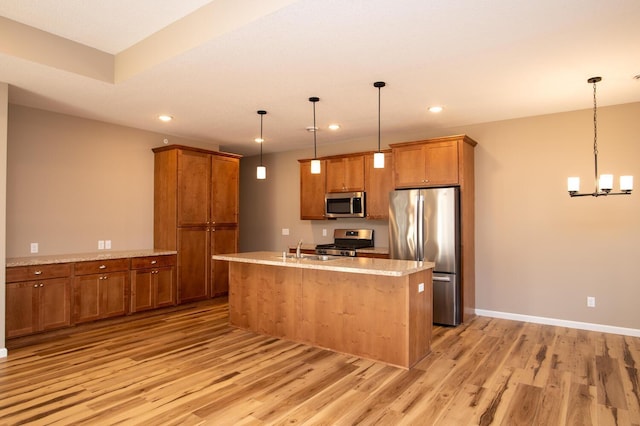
[
  {"x1": 377, "y1": 86, "x2": 381, "y2": 152},
  {"x1": 260, "y1": 113, "x2": 264, "y2": 166},
  {"x1": 313, "y1": 101, "x2": 317, "y2": 158}
]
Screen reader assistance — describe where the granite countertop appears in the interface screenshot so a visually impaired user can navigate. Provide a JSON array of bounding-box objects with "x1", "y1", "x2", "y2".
[
  {"x1": 7, "y1": 249, "x2": 177, "y2": 267},
  {"x1": 212, "y1": 251, "x2": 432, "y2": 277}
]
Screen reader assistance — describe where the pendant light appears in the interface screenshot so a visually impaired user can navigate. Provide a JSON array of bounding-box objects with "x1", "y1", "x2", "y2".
[
  {"x1": 373, "y1": 81, "x2": 386, "y2": 168},
  {"x1": 309, "y1": 97, "x2": 321, "y2": 174},
  {"x1": 567, "y1": 77, "x2": 633, "y2": 197},
  {"x1": 256, "y1": 110, "x2": 267, "y2": 180}
]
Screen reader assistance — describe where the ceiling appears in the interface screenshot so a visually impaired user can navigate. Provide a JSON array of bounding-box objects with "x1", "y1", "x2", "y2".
[{"x1": 1, "y1": 0, "x2": 639, "y2": 156}]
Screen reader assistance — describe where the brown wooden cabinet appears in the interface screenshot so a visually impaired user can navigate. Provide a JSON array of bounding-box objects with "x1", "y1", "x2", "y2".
[
  {"x1": 5, "y1": 264, "x2": 72, "y2": 338},
  {"x1": 364, "y1": 151, "x2": 393, "y2": 219},
  {"x1": 153, "y1": 145, "x2": 240, "y2": 303},
  {"x1": 73, "y1": 259, "x2": 129, "y2": 324},
  {"x1": 391, "y1": 139, "x2": 460, "y2": 188},
  {"x1": 211, "y1": 226, "x2": 237, "y2": 295},
  {"x1": 299, "y1": 159, "x2": 326, "y2": 220},
  {"x1": 326, "y1": 154, "x2": 365, "y2": 192},
  {"x1": 130, "y1": 254, "x2": 177, "y2": 313}
]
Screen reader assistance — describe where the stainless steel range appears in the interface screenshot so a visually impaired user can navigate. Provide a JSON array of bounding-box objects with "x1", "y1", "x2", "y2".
[{"x1": 315, "y1": 229, "x2": 374, "y2": 257}]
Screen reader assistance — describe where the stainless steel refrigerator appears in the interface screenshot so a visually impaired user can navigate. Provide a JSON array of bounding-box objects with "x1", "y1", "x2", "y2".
[{"x1": 389, "y1": 187, "x2": 461, "y2": 325}]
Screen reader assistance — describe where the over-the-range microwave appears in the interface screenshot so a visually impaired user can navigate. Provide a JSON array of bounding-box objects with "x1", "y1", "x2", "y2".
[{"x1": 325, "y1": 191, "x2": 366, "y2": 218}]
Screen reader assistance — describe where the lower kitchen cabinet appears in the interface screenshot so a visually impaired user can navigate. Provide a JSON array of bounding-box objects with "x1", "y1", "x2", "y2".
[
  {"x1": 130, "y1": 255, "x2": 177, "y2": 313},
  {"x1": 211, "y1": 226, "x2": 237, "y2": 296},
  {"x1": 6, "y1": 276, "x2": 72, "y2": 338},
  {"x1": 73, "y1": 259, "x2": 130, "y2": 324}
]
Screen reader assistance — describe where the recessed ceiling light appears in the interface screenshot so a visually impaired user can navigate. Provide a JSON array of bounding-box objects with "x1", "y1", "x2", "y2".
[
  {"x1": 428, "y1": 106, "x2": 443, "y2": 113},
  {"x1": 306, "y1": 126, "x2": 318, "y2": 132},
  {"x1": 158, "y1": 114, "x2": 173, "y2": 122},
  {"x1": 254, "y1": 137, "x2": 264, "y2": 143},
  {"x1": 328, "y1": 124, "x2": 340, "y2": 130}
]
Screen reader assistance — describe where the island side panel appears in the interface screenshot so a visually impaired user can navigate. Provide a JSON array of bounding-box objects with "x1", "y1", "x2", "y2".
[
  {"x1": 300, "y1": 269, "x2": 410, "y2": 368},
  {"x1": 408, "y1": 268, "x2": 432, "y2": 367},
  {"x1": 228, "y1": 262, "x2": 302, "y2": 338}
]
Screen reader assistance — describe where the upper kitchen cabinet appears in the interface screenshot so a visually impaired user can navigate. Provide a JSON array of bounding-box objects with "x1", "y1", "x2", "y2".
[
  {"x1": 364, "y1": 150, "x2": 393, "y2": 220},
  {"x1": 153, "y1": 145, "x2": 241, "y2": 303},
  {"x1": 390, "y1": 135, "x2": 477, "y2": 188},
  {"x1": 299, "y1": 159, "x2": 326, "y2": 220},
  {"x1": 211, "y1": 155, "x2": 239, "y2": 225},
  {"x1": 326, "y1": 154, "x2": 365, "y2": 193}
]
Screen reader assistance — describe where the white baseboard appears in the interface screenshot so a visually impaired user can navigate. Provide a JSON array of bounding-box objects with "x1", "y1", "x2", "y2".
[
  {"x1": 475, "y1": 309, "x2": 640, "y2": 338},
  {"x1": 0, "y1": 348, "x2": 6, "y2": 358}
]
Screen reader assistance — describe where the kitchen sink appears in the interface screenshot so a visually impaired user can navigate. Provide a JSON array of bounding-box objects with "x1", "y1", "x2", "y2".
[{"x1": 279, "y1": 254, "x2": 339, "y2": 261}]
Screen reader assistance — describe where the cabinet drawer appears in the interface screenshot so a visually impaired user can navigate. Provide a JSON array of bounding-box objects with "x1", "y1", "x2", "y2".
[
  {"x1": 130, "y1": 255, "x2": 176, "y2": 270},
  {"x1": 74, "y1": 258, "x2": 130, "y2": 275},
  {"x1": 7, "y1": 263, "x2": 72, "y2": 282}
]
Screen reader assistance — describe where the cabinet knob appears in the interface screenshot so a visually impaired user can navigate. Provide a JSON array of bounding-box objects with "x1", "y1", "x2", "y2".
[
  {"x1": 40, "y1": 283, "x2": 44, "y2": 287},
  {"x1": 34, "y1": 270, "x2": 42, "y2": 275},
  {"x1": 99, "y1": 265, "x2": 107, "y2": 269},
  {"x1": 151, "y1": 260, "x2": 157, "y2": 265},
  {"x1": 33, "y1": 283, "x2": 38, "y2": 288}
]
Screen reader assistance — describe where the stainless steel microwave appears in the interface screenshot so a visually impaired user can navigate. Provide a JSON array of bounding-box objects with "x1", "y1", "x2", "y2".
[{"x1": 325, "y1": 192, "x2": 366, "y2": 218}]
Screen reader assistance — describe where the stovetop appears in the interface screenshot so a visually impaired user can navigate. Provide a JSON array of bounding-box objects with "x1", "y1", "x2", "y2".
[{"x1": 315, "y1": 229, "x2": 374, "y2": 256}]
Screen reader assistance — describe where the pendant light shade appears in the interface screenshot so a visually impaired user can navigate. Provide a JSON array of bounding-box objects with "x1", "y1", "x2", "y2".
[
  {"x1": 567, "y1": 77, "x2": 633, "y2": 197},
  {"x1": 309, "y1": 97, "x2": 321, "y2": 174},
  {"x1": 373, "y1": 81, "x2": 386, "y2": 169},
  {"x1": 256, "y1": 110, "x2": 267, "y2": 180}
]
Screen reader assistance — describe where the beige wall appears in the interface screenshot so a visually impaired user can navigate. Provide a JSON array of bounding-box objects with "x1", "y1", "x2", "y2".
[
  {"x1": 239, "y1": 102, "x2": 640, "y2": 330},
  {"x1": 6, "y1": 105, "x2": 220, "y2": 257}
]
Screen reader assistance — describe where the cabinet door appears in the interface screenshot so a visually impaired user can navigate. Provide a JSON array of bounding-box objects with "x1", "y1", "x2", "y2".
[
  {"x1": 74, "y1": 275, "x2": 101, "y2": 323},
  {"x1": 155, "y1": 266, "x2": 177, "y2": 308},
  {"x1": 424, "y1": 141, "x2": 459, "y2": 185},
  {"x1": 101, "y1": 272, "x2": 128, "y2": 318},
  {"x1": 211, "y1": 155, "x2": 239, "y2": 225},
  {"x1": 326, "y1": 156, "x2": 364, "y2": 192},
  {"x1": 211, "y1": 226, "x2": 237, "y2": 295},
  {"x1": 393, "y1": 144, "x2": 427, "y2": 188},
  {"x1": 130, "y1": 269, "x2": 154, "y2": 313},
  {"x1": 365, "y1": 152, "x2": 394, "y2": 219},
  {"x1": 39, "y1": 277, "x2": 72, "y2": 332},
  {"x1": 177, "y1": 227, "x2": 210, "y2": 303},
  {"x1": 177, "y1": 149, "x2": 211, "y2": 226},
  {"x1": 299, "y1": 160, "x2": 326, "y2": 220},
  {"x1": 6, "y1": 282, "x2": 37, "y2": 338}
]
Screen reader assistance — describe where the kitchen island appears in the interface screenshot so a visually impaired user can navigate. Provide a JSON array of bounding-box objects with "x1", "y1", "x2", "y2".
[{"x1": 212, "y1": 251, "x2": 434, "y2": 369}]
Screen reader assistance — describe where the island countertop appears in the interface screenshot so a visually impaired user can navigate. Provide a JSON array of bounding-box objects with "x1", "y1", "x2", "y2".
[{"x1": 212, "y1": 251, "x2": 433, "y2": 277}]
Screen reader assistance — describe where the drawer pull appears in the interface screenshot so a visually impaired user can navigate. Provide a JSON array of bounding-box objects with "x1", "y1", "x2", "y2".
[
  {"x1": 151, "y1": 260, "x2": 157, "y2": 265},
  {"x1": 99, "y1": 265, "x2": 107, "y2": 269},
  {"x1": 34, "y1": 270, "x2": 43, "y2": 275}
]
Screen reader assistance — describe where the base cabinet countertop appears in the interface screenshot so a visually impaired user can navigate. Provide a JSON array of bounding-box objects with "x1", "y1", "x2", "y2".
[{"x1": 214, "y1": 251, "x2": 434, "y2": 369}]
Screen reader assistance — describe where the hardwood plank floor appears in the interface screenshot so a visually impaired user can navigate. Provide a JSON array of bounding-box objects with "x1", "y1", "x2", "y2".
[{"x1": 2, "y1": 299, "x2": 640, "y2": 425}]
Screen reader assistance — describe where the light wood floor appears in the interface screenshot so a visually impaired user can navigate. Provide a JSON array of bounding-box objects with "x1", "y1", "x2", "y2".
[{"x1": 2, "y1": 299, "x2": 640, "y2": 425}]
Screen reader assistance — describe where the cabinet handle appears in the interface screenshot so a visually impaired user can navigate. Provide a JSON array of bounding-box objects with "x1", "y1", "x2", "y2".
[
  {"x1": 40, "y1": 283, "x2": 44, "y2": 287},
  {"x1": 34, "y1": 283, "x2": 38, "y2": 288},
  {"x1": 151, "y1": 260, "x2": 157, "y2": 265},
  {"x1": 34, "y1": 270, "x2": 42, "y2": 275},
  {"x1": 99, "y1": 265, "x2": 107, "y2": 269}
]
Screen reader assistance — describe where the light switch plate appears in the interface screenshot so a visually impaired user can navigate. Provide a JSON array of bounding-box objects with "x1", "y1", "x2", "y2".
[
  {"x1": 282, "y1": 228, "x2": 289, "y2": 236},
  {"x1": 30, "y1": 242, "x2": 39, "y2": 254},
  {"x1": 98, "y1": 240, "x2": 105, "y2": 250},
  {"x1": 105, "y1": 240, "x2": 112, "y2": 249},
  {"x1": 418, "y1": 283, "x2": 425, "y2": 293}
]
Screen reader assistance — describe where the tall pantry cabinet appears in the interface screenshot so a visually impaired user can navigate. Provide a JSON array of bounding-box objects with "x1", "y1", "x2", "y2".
[{"x1": 153, "y1": 145, "x2": 241, "y2": 303}]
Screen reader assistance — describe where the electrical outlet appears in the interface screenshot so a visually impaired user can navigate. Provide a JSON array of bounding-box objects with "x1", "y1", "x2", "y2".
[
  {"x1": 98, "y1": 240, "x2": 105, "y2": 250},
  {"x1": 30, "y1": 242, "x2": 39, "y2": 254},
  {"x1": 418, "y1": 282, "x2": 425, "y2": 293},
  {"x1": 587, "y1": 296, "x2": 596, "y2": 307},
  {"x1": 282, "y1": 228, "x2": 289, "y2": 236},
  {"x1": 105, "y1": 240, "x2": 112, "y2": 250},
  {"x1": 322, "y1": 228, "x2": 327, "y2": 237}
]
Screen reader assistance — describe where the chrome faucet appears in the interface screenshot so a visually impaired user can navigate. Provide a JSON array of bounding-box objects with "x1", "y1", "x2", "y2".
[{"x1": 296, "y1": 239, "x2": 303, "y2": 258}]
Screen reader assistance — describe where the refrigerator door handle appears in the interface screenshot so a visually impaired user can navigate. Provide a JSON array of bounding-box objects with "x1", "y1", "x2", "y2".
[
  {"x1": 417, "y1": 194, "x2": 424, "y2": 261},
  {"x1": 433, "y1": 276, "x2": 452, "y2": 282}
]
